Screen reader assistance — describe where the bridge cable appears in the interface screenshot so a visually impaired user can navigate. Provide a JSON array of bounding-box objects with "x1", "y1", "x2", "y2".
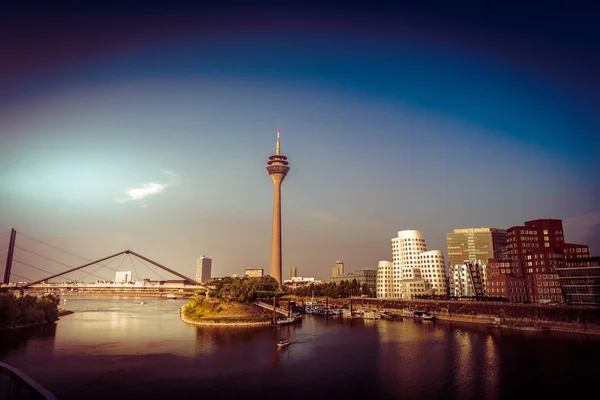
[
  {"x1": 13, "y1": 246, "x2": 107, "y2": 282},
  {"x1": 129, "y1": 255, "x2": 153, "y2": 281},
  {"x1": 133, "y1": 255, "x2": 167, "y2": 281},
  {"x1": 128, "y1": 254, "x2": 141, "y2": 282},
  {"x1": 16, "y1": 233, "x2": 92, "y2": 262},
  {"x1": 112, "y1": 254, "x2": 128, "y2": 281},
  {"x1": 13, "y1": 259, "x2": 65, "y2": 277},
  {"x1": 76, "y1": 254, "x2": 125, "y2": 283},
  {"x1": 72, "y1": 254, "x2": 132, "y2": 281},
  {"x1": 11, "y1": 273, "x2": 32, "y2": 282}
]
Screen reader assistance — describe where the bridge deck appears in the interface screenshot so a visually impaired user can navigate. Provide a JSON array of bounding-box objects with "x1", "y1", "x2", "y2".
[{"x1": 254, "y1": 301, "x2": 290, "y2": 317}]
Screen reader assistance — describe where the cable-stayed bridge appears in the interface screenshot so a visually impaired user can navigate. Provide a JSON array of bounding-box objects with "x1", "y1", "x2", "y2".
[{"x1": 0, "y1": 228, "x2": 208, "y2": 295}]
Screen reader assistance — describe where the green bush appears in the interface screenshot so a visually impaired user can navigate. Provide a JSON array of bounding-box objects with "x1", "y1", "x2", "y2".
[{"x1": 0, "y1": 293, "x2": 59, "y2": 329}]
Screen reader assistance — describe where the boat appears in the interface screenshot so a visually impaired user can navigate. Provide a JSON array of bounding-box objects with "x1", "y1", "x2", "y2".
[
  {"x1": 166, "y1": 293, "x2": 177, "y2": 299},
  {"x1": 1, "y1": 362, "x2": 57, "y2": 400},
  {"x1": 363, "y1": 311, "x2": 384, "y2": 320},
  {"x1": 277, "y1": 339, "x2": 290, "y2": 348},
  {"x1": 272, "y1": 317, "x2": 296, "y2": 326},
  {"x1": 401, "y1": 309, "x2": 436, "y2": 321},
  {"x1": 140, "y1": 301, "x2": 146, "y2": 305}
]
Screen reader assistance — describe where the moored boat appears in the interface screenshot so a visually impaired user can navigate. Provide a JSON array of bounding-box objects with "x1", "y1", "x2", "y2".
[
  {"x1": 166, "y1": 293, "x2": 177, "y2": 299},
  {"x1": 363, "y1": 311, "x2": 383, "y2": 320},
  {"x1": 401, "y1": 309, "x2": 436, "y2": 321},
  {"x1": 272, "y1": 317, "x2": 296, "y2": 326}
]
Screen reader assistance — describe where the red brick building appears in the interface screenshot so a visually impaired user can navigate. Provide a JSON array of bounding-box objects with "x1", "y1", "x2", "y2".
[
  {"x1": 488, "y1": 219, "x2": 594, "y2": 304},
  {"x1": 485, "y1": 262, "x2": 528, "y2": 302},
  {"x1": 563, "y1": 243, "x2": 591, "y2": 260}
]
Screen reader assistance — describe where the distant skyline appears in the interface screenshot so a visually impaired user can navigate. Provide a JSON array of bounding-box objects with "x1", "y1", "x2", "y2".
[{"x1": 1, "y1": 2, "x2": 598, "y2": 281}]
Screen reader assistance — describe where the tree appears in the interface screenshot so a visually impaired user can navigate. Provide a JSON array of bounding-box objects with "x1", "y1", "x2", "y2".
[{"x1": 361, "y1": 282, "x2": 371, "y2": 297}]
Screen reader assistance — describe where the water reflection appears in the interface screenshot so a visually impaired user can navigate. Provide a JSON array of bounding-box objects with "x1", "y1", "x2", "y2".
[
  {"x1": 0, "y1": 323, "x2": 57, "y2": 358},
  {"x1": 51, "y1": 295, "x2": 196, "y2": 357},
  {"x1": 0, "y1": 297, "x2": 599, "y2": 400},
  {"x1": 484, "y1": 334, "x2": 499, "y2": 400}
]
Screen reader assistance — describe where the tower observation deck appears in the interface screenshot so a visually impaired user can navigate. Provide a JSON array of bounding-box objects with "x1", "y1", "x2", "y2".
[{"x1": 266, "y1": 127, "x2": 290, "y2": 286}]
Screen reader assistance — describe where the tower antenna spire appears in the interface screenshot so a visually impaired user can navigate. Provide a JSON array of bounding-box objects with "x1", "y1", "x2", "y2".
[{"x1": 276, "y1": 126, "x2": 281, "y2": 155}]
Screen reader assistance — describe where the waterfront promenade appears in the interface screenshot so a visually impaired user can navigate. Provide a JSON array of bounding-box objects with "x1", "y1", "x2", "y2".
[{"x1": 354, "y1": 298, "x2": 600, "y2": 336}]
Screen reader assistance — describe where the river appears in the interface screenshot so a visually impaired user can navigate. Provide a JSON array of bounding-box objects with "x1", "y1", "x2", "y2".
[{"x1": 1, "y1": 296, "x2": 599, "y2": 400}]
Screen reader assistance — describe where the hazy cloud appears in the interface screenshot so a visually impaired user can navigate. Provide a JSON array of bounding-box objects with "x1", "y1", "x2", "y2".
[
  {"x1": 356, "y1": 217, "x2": 386, "y2": 231},
  {"x1": 312, "y1": 211, "x2": 339, "y2": 223},
  {"x1": 563, "y1": 211, "x2": 600, "y2": 243},
  {"x1": 115, "y1": 171, "x2": 181, "y2": 204}
]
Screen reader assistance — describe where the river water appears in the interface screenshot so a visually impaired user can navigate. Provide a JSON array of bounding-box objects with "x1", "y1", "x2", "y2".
[{"x1": 1, "y1": 296, "x2": 599, "y2": 400}]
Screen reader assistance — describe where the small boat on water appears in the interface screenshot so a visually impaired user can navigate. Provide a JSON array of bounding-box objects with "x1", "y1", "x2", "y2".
[
  {"x1": 402, "y1": 309, "x2": 436, "y2": 321},
  {"x1": 277, "y1": 339, "x2": 290, "y2": 348},
  {"x1": 166, "y1": 293, "x2": 177, "y2": 299},
  {"x1": 363, "y1": 311, "x2": 384, "y2": 320},
  {"x1": 272, "y1": 317, "x2": 296, "y2": 326},
  {"x1": 140, "y1": 301, "x2": 146, "y2": 305}
]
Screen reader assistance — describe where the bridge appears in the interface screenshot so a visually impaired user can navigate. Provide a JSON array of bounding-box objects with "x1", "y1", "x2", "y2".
[
  {"x1": 254, "y1": 300, "x2": 292, "y2": 317},
  {"x1": 0, "y1": 228, "x2": 209, "y2": 293}
]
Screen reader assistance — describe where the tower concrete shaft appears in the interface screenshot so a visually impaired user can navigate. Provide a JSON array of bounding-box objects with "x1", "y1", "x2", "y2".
[{"x1": 266, "y1": 127, "x2": 290, "y2": 286}]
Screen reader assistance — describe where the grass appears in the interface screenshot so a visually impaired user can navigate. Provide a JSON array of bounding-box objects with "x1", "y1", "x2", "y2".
[{"x1": 184, "y1": 298, "x2": 271, "y2": 322}]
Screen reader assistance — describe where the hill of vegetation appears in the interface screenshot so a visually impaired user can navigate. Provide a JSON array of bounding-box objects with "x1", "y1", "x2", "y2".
[
  {"x1": 183, "y1": 298, "x2": 270, "y2": 323},
  {"x1": 181, "y1": 276, "x2": 281, "y2": 325}
]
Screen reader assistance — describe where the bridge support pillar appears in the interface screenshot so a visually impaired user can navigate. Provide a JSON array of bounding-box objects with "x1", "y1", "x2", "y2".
[{"x1": 3, "y1": 229, "x2": 16, "y2": 285}]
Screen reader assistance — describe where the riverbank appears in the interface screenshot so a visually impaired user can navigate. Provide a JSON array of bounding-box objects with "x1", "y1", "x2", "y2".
[
  {"x1": 357, "y1": 298, "x2": 600, "y2": 336},
  {"x1": 58, "y1": 310, "x2": 73, "y2": 317},
  {"x1": 180, "y1": 299, "x2": 272, "y2": 327}
]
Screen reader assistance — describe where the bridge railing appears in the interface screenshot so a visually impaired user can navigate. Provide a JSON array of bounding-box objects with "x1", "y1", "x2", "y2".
[
  {"x1": 254, "y1": 301, "x2": 290, "y2": 316},
  {"x1": 0, "y1": 362, "x2": 57, "y2": 400}
]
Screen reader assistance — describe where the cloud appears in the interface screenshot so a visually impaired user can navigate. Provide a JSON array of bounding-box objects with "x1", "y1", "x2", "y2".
[
  {"x1": 563, "y1": 211, "x2": 600, "y2": 243},
  {"x1": 115, "y1": 171, "x2": 181, "y2": 204},
  {"x1": 163, "y1": 170, "x2": 182, "y2": 186},
  {"x1": 312, "y1": 211, "x2": 339, "y2": 223}
]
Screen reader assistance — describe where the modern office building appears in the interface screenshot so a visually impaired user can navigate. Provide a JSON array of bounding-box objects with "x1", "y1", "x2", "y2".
[
  {"x1": 196, "y1": 256, "x2": 212, "y2": 283},
  {"x1": 398, "y1": 279, "x2": 428, "y2": 299},
  {"x1": 392, "y1": 230, "x2": 427, "y2": 280},
  {"x1": 446, "y1": 227, "x2": 507, "y2": 268},
  {"x1": 418, "y1": 250, "x2": 448, "y2": 295},
  {"x1": 289, "y1": 266, "x2": 298, "y2": 279},
  {"x1": 504, "y1": 219, "x2": 568, "y2": 303},
  {"x1": 330, "y1": 268, "x2": 377, "y2": 296},
  {"x1": 563, "y1": 243, "x2": 591, "y2": 260},
  {"x1": 331, "y1": 261, "x2": 345, "y2": 278},
  {"x1": 115, "y1": 271, "x2": 132, "y2": 283},
  {"x1": 556, "y1": 257, "x2": 600, "y2": 305},
  {"x1": 449, "y1": 261, "x2": 486, "y2": 297},
  {"x1": 245, "y1": 268, "x2": 264, "y2": 278},
  {"x1": 376, "y1": 260, "x2": 394, "y2": 298},
  {"x1": 390, "y1": 230, "x2": 449, "y2": 299},
  {"x1": 266, "y1": 127, "x2": 290, "y2": 286}
]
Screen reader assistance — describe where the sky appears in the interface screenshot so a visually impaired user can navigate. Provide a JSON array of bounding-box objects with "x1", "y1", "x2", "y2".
[{"x1": 1, "y1": 1, "x2": 599, "y2": 282}]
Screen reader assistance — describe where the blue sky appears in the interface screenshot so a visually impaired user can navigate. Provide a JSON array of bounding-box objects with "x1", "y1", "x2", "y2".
[{"x1": 1, "y1": 3, "x2": 599, "y2": 281}]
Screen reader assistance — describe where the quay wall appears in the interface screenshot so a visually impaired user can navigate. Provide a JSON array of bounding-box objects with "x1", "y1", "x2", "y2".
[{"x1": 353, "y1": 298, "x2": 600, "y2": 335}]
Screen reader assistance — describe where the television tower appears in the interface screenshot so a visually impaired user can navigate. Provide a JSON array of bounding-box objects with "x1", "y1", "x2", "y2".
[{"x1": 266, "y1": 126, "x2": 290, "y2": 286}]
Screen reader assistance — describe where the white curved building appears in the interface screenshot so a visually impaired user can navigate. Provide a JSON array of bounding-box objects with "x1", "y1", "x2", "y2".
[
  {"x1": 392, "y1": 230, "x2": 428, "y2": 280},
  {"x1": 383, "y1": 230, "x2": 448, "y2": 299},
  {"x1": 376, "y1": 260, "x2": 394, "y2": 298},
  {"x1": 418, "y1": 250, "x2": 448, "y2": 294}
]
